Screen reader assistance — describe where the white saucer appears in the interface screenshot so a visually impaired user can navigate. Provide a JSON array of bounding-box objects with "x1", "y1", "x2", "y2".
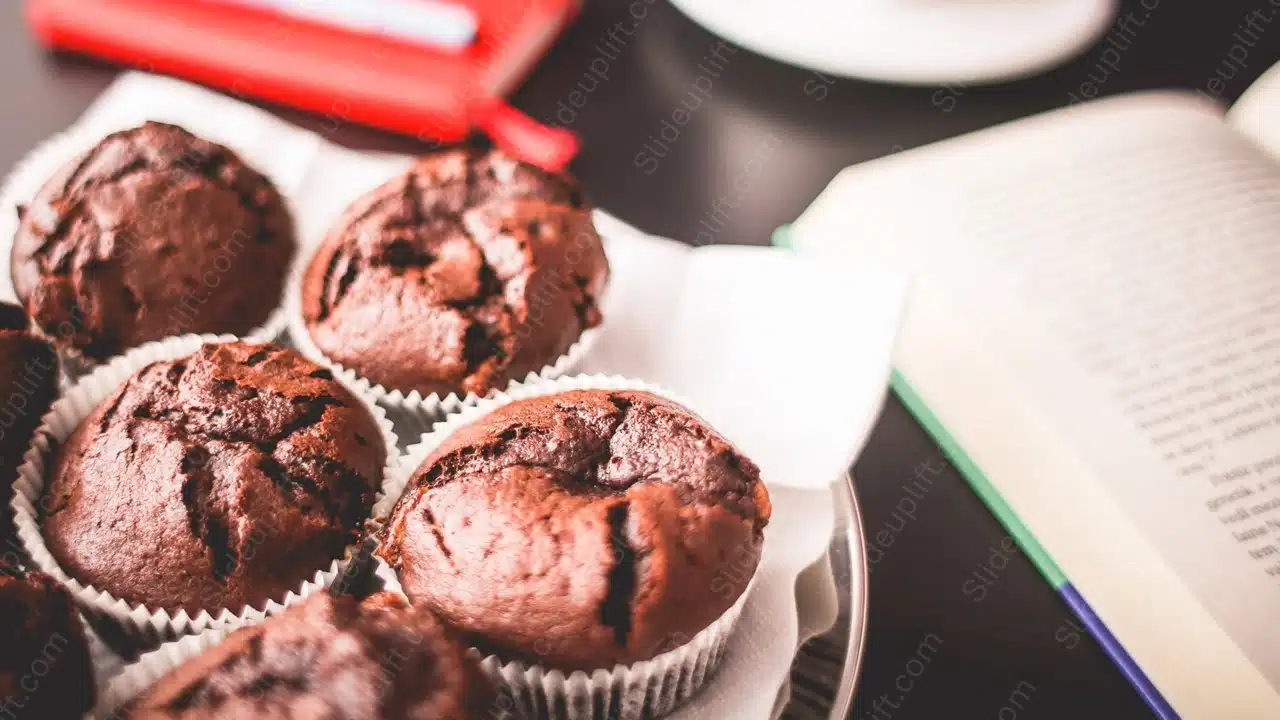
[{"x1": 668, "y1": 0, "x2": 1119, "y2": 85}]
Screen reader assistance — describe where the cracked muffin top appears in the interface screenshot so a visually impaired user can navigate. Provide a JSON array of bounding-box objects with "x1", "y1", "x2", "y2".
[
  {"x1": 0, "y1": 569, "x2": 96, "y2": 720},
  {"x1": 299, "y1": 148, "x2": 608, "y2": 398},
  {"x1": 11, "y1": 121, "x2": 296, "y2": 360},
  {"x1": 376, "y1": 389, "x2": 771, "y2": 670},
  {"x1": 42, "y1": 341, "x2": 386, "y2": 613},
  {"x1": 128, "y1": 592, "x2": 496, "y2": 720},
  {"x1": 0, "y1": 302, "x2": 58, "y2": 555}
]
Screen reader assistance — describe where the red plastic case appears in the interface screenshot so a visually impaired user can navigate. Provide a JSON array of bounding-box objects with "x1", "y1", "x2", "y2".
[{"x1": 26, "y1": 0, "x2": 580, "y2": 169}]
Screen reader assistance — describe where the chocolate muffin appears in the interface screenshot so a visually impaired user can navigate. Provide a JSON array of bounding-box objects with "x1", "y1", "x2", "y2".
[
  {"x1": 300, "y1": 148, "x2": 608, "y2": 398},
  {"x1": 377, "y1": 389, "x2": 771, "y2": 670},
  {"x1": 128, "y1": 591, "x2": 497, "y2": 719},
  {"x1": 0, "y1": 303, "x2": 58, "y2": 560},
  {"x1": 42, "y1": 342, "x2": 386, "y2": 613},
  {"x1": 0, "y1": 570, "x2": 96, "y2": 719},
  {"x1": 11, "y1": 121, "x2": 295, "y2": 360}
]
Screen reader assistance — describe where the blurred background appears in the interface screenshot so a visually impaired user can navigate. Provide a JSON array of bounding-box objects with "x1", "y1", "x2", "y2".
[{"x1": 4, "y1": 1, "x2": 1279, "y2": 718}]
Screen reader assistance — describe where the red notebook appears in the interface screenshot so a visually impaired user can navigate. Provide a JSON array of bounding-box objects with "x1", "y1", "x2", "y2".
[{"x1": 26, "y1": 0, "x2": 581, "y2": 170}]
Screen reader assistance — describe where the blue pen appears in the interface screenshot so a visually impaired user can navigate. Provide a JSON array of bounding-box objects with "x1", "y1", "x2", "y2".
[{"x1": 213, "y1": 0, "x2": 478, "y2": 51}]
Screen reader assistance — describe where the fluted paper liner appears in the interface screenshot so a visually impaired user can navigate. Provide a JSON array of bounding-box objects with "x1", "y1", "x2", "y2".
[
  {"x1": 84, "y1": 618, "x2": 126, "y2": 698},
  {"x1": 0, "y1": 125, "x2": 295, "y2": 378},
  {"x1": 371, "y1": 374, "x2": 759, "y2": 720},
  {"x1": 10, "y1": 334, "x2": 399, "y2": 643},
  {"x1": 284, "y1": 221, "x2": 602, "y2": 419},
  {"x1": 95, "y1": 627, "x2": 231, "y2": 719}
]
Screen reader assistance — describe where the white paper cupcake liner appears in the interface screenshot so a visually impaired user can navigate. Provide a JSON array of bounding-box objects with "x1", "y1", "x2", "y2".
[
  {"x1": 370, "y1": 556, "x2": 749, "y2": 720},
  {"x1": 84, "y1": 617, "x2": 127, "y2": 695},
  {"x1": 10, "y1": 334, "x2": 399, "y2": 644},
  {"x1": 283, "y1": 228, "x2": 602, "y2": 420},
  {"x1": 0, "y1": 124, "x2": 294, "y2": 378},
  {"x1": 95, "y1": 626, "x2": 232, "y2": 720},
  {"x1": 370, "y1": 374, "x2": 758, "y2": 720}
]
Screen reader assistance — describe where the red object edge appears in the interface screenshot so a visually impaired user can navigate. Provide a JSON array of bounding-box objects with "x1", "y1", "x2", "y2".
[
  {"x1": 476, "y1": 99, "x2": 580, "y2": 172},
  {"x1": 26, "y1": 0, "x2": 580, "y2": 169}
]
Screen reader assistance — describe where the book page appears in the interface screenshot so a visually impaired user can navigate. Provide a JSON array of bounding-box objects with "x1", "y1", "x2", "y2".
[
  {"x1": 790, "y1": 91, "x2": 1280, "y2": 718},
  {"x1": 1230, "y1": 61, "x2": 1280, "y2": 162},
  {"x1": 952, "y1": 116, "x2": 1280, "y2": 682}
]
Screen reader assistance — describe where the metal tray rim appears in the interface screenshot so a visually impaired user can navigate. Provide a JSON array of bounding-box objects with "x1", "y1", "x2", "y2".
[{"x1": 830, "y1": 472, "x2": 870, "y2": 718}]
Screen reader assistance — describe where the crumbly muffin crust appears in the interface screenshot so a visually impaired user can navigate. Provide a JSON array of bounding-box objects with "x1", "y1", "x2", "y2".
[
  {"x1": 378, "y1": 389, "x2": 770, "y2": 670},
  {"x1": 301, "y1": 148, "x2": 607, "y2": 397},
  {"x1": 11, "y1": 121, "x2": 295, "y2": 359},
  {"x1": 43, "y1": 342, "x2": 385, "y2": 612},
  {"x1": 0, "y1": 302, "x2": 58, "y2": 554},
  {"x1": 129, "y1": 592, "x2": 497, "y2": 719},
  {"x1": 0, "y1": 570, "x2": 96, "y2": 719}
]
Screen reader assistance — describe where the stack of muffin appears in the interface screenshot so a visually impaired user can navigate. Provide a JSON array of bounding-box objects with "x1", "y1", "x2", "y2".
[{"x1": 0, "y1": 122, "x2": 770, "y2": 720}]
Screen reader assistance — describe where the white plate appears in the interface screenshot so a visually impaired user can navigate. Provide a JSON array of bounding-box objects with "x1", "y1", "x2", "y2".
[{"x1": 669, "y1": 0, "x2": 1119, "y2": 85}]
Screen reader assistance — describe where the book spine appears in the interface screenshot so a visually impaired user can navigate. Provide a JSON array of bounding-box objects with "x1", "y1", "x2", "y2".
[
  {"x1": 890, "y1": 369, "x2": 1179, "y2": 720},
  {"x1": 889, "y1": 370, "x2": 1066, "y2": 585},
  {"x1": 775, "y1": 223, "x2": 1179, "y2": 720},
  {"x1": 1058, "y1": 585, "x2": 1179, "y2": 720}
]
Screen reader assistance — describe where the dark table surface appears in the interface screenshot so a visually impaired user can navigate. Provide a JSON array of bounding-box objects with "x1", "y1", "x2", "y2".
[{"x1": 5, "y1": 2, "x2": 1279, "y2": 718}]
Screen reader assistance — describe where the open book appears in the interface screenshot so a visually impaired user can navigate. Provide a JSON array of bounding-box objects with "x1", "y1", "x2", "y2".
[{"x1": 777, "y1": 63, "x2": 1280, "y2": 719}]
